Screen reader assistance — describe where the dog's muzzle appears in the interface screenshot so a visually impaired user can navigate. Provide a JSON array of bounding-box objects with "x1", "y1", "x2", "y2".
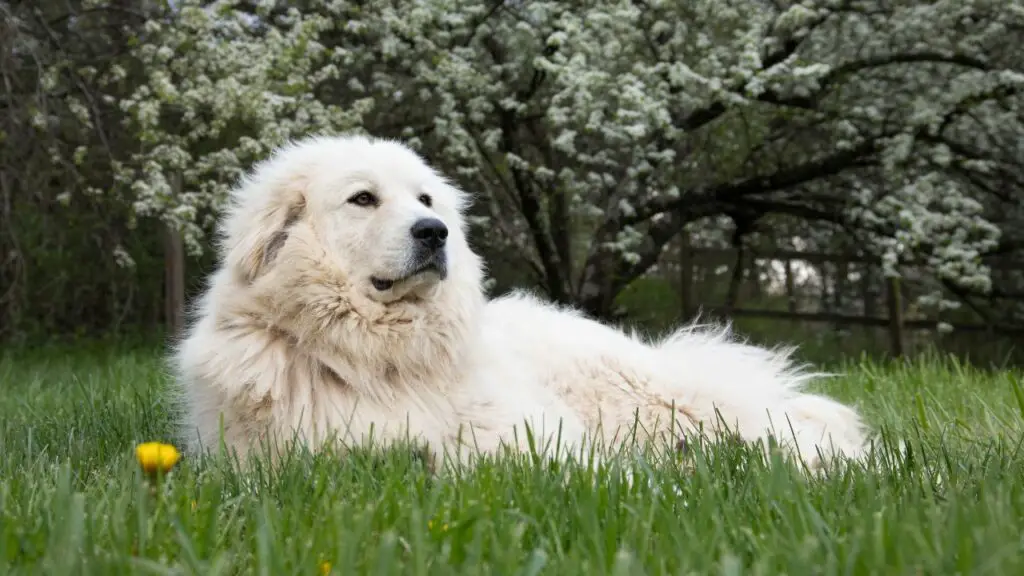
[
  {"x1": 370, "y1": 218, "x2": 450, "y2": 292},
  {"x1": 370, "y1": 250, "x2": 448, "y2": 292}
]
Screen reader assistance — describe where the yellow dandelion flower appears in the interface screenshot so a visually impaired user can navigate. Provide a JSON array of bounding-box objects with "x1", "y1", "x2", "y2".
[
  {"x1": 320, "y1": 560, "x2": 331, "y2": 575},
  {"x1": 135, "y1": 442, "x2": 181, "y2": 476}
]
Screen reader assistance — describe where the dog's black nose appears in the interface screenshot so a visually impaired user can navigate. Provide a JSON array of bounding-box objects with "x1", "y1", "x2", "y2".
[{"x1": 410, "y1": 217, "x2": 448, "y2": 251}]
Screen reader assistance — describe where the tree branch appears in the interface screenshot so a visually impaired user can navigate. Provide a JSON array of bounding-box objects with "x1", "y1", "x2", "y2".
[{"x1": 628, "y1": 138, "x2": 878, "y2": 226}]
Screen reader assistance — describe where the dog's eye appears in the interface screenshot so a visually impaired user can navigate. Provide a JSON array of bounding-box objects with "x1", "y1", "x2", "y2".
[
  {"x1": 347, "y1": 191, "x2": 378, "y2": 208},
  {"x1": 418, "y1": 194, "x2": 432, "y2": 208}
]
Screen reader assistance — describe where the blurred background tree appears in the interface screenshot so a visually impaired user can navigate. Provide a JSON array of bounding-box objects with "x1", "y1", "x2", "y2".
[{"x1": 2, "y1": 0, "x2": 1022, "y2": 364}]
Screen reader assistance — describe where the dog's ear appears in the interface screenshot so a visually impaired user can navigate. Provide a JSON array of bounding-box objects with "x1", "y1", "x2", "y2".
[{"x1": 223, "y1": 179, "x2": 307, "y2": 283}]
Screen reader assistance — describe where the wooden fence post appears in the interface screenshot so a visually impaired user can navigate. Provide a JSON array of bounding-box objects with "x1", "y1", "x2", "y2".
[
  {"x1": 835, "y1": 257, "x2": 848, "y2": 311},
  {"x1": 886, "y1": 276, "x2": 905, "y2": 358},
  {"x1": 724, "y1": 243, "x2": 746, "y2": 315},
  {"x1": 784, "y1": 258, "x2": 797, "y2": 313},
  {"x1": 861, "y1": 264, "x2": 876, "y2": 318},
  {"x1": 164, "y1": 172, "x2": 186, "y2": 339},
  {"x1": 678, "y1": 234, "x2": 693, "y2": 319}
]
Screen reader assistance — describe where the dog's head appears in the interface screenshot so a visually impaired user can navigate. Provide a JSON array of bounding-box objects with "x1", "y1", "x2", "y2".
[{"x1": 218, "y1": 134, "x2": 483, "y2": 308}]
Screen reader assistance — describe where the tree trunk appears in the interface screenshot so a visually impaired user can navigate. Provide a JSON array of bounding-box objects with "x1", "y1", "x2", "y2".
[
  {"x1": 577, "y1": 249, "x2": 618, "y2": 319},
  {"x1": 550, "y1": 187, "x2": 573, "y2": 296},
  {"x1": 164, "y1": 172, "x2": 186, "y2": 339},
  {"x1": 498, "y1": 112, "x2": 571, "y2": 304},
  {"x1": 164, "y1": 223, "x2": 185, "y2": 338},
  {"x1": 0, "y1": 170, "x2": 18, "y2": 336},
  {"x1": 578, "y1": 210, "x2": 692, "y2": 320}
]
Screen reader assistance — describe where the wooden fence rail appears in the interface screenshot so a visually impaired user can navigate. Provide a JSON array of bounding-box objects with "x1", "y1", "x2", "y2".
[
  {"x1": 702, "y1": 306, "x2": 1024, "y2": 336},
  {"x1": 676, "y1": 244, "x2": 1024, "y2": 357}
]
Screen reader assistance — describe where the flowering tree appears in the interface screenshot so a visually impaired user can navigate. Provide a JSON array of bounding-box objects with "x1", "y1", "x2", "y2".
[
  {"x1": 3, "y1": 0, "x2": 375, "y2": 333},
  {"x1": 114, "y1": 0, "x2": 373, "y2": 257},
  {"x1": 6, "y1": 0, "x2": 1024, "y2": 333},
  {"x1": 0, "y1": 0, "x2": 169, "y2": 335},
  {"x1": 342, "y1": 0, "x2": 1023, "y2": 320}
]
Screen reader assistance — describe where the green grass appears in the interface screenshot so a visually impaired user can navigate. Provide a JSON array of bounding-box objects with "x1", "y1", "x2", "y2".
[{"x1": 1, "y1": 344, "x2": 1023, "y2": 575}]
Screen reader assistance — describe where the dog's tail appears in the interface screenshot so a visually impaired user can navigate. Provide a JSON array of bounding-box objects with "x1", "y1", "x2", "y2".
[{"x1": 651, "y1": 319, "x2": 871, "y2": 469}]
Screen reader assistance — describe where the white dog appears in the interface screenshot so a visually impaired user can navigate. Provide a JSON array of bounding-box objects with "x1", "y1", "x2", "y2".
[{"x1": 171, "y1": 134, "x2": 872, "y2": 472}]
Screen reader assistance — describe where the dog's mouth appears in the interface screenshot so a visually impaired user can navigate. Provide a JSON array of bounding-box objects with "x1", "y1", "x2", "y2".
[
  {"x1": 371, "y1": 277, "x2": 399, "y2": 291},
  {"x1": 371, "y1": 259, "x2": 447, "y2": 292}
]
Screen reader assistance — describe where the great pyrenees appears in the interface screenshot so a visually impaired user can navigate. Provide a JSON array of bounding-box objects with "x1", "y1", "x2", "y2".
[{"x1": 171, "y1": 134, "x2": 872, "y2": 471}]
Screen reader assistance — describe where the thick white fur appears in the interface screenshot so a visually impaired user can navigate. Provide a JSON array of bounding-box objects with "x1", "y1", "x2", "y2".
[{"x1": 171, "y1": 134, "x2": 872, "y2": 472}]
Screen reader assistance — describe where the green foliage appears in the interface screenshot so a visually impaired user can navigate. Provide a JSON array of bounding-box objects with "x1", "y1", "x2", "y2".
[
  {"x1": 0, "y1": 199, "x2": 163, "y2": 342},
  {"x1": 1, "y1": 348, "x2": 1023, "y2": 574},
  {"x1": 614, "y1": 276, "x2": 681, "y2": 335}
]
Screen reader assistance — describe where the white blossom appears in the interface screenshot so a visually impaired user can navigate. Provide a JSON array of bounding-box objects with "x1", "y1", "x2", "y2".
[{"x1": 37, "y1": 0, "x2": 1024, "y2": 318}]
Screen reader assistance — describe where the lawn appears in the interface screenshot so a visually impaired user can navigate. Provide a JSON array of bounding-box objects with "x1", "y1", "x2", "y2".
[{"x1": 1, "y1": 343, "x2": 1023, "y2": 575}]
